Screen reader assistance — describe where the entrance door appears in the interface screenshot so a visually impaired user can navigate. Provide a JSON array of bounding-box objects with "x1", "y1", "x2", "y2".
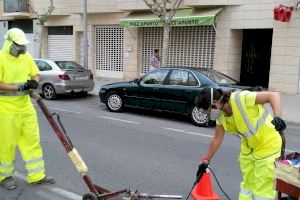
[{"x1": 240, "y1": 29, "x2": 273, "y2": 88}]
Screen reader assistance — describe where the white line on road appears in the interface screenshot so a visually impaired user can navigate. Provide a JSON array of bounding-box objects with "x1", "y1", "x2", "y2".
[
  {"x1": 50, "y1": 107, "x2": 81, "y2": 114},
  {"x1": 98, "y1": 116, "x2": 140, "y2": 124},
  {"x1": 15, "y1": 171, "x2": 82, "y2": 200},
  {"x1": 33, "y1": 103, "x2": 82, "y2": 114},
  {"x1": 162, "y1": 127, "x2": 213, "y2": 138},
  {"x1": 185, "y1": 131, "x2": 214, "y2": 138},
  {"x1": 162, "y1": 127, "x2": 185, "y2": 132}
]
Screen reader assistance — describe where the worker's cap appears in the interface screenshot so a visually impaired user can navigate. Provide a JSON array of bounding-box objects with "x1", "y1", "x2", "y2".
[{"x1": 5, "y1": 28, "x2": 29, "y2": 45}]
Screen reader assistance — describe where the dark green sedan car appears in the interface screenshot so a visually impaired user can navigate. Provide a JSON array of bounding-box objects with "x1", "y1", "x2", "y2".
[{"x1": 99, "y1": 67, "x2": 258, "y2": 127}]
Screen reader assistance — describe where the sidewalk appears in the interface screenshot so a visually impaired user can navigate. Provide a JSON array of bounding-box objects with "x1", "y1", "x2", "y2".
[{"x1": 92, "y1": 78, "x2": 300, "y2": 126}]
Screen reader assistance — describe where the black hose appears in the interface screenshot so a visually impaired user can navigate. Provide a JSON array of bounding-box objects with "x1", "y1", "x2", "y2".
[
  {"x1": 208, "y1": 167, "x2": 232, "y2": 200},
  {"x1": 185, "y1": 168, "x2": 232, "y2": 200}
]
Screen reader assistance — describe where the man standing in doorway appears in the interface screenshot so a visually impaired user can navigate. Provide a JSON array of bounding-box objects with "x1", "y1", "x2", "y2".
[{"x1": 149, "y1": 48, "x2": 160, "y2": 71}]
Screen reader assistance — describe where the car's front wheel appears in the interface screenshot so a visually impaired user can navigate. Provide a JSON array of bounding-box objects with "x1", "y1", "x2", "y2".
[
  {"x1": 190, "y1": 106, "x2": 209, "y2": 127},
  {"x1": 105, "y1": 92, "x2": 123, "y2": 112},
  {"x1": 42, "y1": 84, "x2": 56, "y2": 100}
]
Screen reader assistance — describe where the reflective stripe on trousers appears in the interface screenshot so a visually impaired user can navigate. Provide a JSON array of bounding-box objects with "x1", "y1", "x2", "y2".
[
  {"x1": 239, "y1": 188, "x2": 274, "y2": 200},
  {"x1": 0, "y1": 162, "x2": 15, "y2": 178},
  {"x1": 25, "y1": 157, "x2": 45, "y2": 175}
]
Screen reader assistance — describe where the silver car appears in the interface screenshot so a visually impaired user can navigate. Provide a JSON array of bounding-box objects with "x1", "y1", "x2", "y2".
[{"x1": 34, "y1": 59, "x2": 95, "y2": 99}]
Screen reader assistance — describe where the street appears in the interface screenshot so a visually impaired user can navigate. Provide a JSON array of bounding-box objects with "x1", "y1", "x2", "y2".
[{"x1": 1, "y1": 94, "x2": 299, "y2": 200}]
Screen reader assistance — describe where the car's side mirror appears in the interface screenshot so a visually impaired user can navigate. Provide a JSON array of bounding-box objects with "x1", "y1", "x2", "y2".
[{"x1": 133, "y1": 78, "x2": 140, "y2": 85}]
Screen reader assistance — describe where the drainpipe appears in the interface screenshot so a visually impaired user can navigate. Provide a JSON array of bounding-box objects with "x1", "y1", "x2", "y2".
[
  {"x1": 298, "y1": 58, "x2": 300, "y2": 95},
  {"x1": 83, "y1": 0, "x2": 88, "y2": 69}
]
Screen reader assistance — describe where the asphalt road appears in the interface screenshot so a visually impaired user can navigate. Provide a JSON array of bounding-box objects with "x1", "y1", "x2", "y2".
[{"x1": 1, "y1": 94, "x2": 299, "y2": 200}]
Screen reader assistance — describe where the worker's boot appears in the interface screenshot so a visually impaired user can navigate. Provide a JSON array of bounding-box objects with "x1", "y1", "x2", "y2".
[
  {"x1": 30, "y1": 175, "x2": 55, "y2": 185},
  {"x1": 1, "y1": 176, "x2": 17, "y2": 190}
]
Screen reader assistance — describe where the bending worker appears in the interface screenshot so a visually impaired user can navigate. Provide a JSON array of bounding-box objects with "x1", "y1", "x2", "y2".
[
  {"x1": 195, "y1": 88, "x2": 286, "y2": 200},
  {"x1": 0, "y1": 28, "x2": 55, "y2": 190}
]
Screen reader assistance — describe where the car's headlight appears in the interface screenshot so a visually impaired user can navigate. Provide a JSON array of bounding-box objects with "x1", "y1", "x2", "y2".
[{"x1": 100, "y1": 88, "x2": 106, "y2": 92}]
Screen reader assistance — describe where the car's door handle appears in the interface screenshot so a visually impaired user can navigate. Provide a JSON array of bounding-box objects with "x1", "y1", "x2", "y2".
[
  {"x1": 185, "y1": 90, "x2": 192, "y2": 94},
  {"x1": 153, "y1": 87, "x2": 159, "y2": 91}
]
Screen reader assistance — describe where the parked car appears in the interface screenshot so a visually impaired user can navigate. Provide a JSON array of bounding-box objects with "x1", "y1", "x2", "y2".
[
  {"x1": 34, "y1": 59, "x2": 95, "y2": 100},
  {"x1": 99, "y1": 67, "x2": 260, "y2": 126}
]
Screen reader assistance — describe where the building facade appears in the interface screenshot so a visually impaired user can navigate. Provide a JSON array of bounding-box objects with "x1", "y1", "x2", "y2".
[{"x1": 1, "y1": 0, "x2": 300, "y2": 94}]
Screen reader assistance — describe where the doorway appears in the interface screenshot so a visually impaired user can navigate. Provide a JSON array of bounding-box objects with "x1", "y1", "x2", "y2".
[{"x1": 240, "y1": 29, "x2": 273, "y2": 88}]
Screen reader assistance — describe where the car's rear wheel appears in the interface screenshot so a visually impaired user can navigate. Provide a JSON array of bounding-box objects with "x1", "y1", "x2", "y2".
[
  {"x1": 190, "y1": 105, "x2": 209, "y2": 127},
  {"x1": 42, "y1": 84, "x2": 56, "y2": 100},
  {"x1": 105, "y1": 92, "x2": 123, "y2": 112}
]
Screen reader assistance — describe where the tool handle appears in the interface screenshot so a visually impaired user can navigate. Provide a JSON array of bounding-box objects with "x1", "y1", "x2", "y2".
[{"x1": 279, "y1": 131, "x2": 286, "y2": 160}]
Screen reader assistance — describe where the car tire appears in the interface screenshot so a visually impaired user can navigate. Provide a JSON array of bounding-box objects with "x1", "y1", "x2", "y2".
[
  {"x1": 189, "y1": 105, "x2": 209, "y2": 127},
  {"x1": 42, "y1": 84, "x2": 57, "y2": 100},
  {"x1": 105, "y1": 92, "x2": 123, "y2": 112}
]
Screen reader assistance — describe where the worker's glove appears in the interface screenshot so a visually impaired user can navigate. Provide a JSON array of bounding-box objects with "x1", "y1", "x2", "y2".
[
  {"x1": 19, "y1": 80, "x2": 39, "y2": 91},
  {"x1": 196, "y1": 157, "x2": 210, "y2": 182},
  {"x1": 271, "y1": 117, "x2": 286, "y2": 132}
]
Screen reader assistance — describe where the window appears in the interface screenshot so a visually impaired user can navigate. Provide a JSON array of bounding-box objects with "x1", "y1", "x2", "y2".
[
  {"x1": 169, "y1": 70, "x2": 189, "y2": 86},
  {"x1": 35, "y1": 61, "x2": 52, "y2": 71},
  {"x1": 188, "y1": 73, "x2": 198, "y2": 86},
  {"x1": 168, "y1": 70, "x2": 198, "y2": 86},
  {"x1": 48, "y1": 26, "x2": 73, "y2": 35},
  {"x1": 55, "y1": 61, "x2": 84, "y2": 70},
  {"x1": 140, "y1": 70, "x2": 169, "y2": 85}
]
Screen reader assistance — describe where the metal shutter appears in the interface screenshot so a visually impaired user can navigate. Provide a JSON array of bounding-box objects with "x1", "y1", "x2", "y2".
[
  {"x1": 95, "y1": 26, "x2": 124, "y2": 78},
  {"x1": 139, "y1": 26, "x2": 215, "y2": 73},
  {"x1": 48, "y1": 35, "x2": 75, "y2": 61}
]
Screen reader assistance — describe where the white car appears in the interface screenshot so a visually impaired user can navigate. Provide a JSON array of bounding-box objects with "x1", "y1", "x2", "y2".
[{"x1": 34, "y1": 59, "x2": 95, "y2": 100}]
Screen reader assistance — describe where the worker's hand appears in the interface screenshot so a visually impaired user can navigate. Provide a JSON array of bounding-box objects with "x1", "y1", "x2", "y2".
[
  {"x1": 196, "y1": 157, "x2": 209, "y2": 181},
  {"x1": 271, "y1": 117, "x2": 286, "y2": 132},
  {"x1": 21, "y1": 80, "x2": 39, "y2": 91}
]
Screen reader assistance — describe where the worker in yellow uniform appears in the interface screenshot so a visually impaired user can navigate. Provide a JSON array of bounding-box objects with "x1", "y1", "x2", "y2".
[
  {"x1": 195, "y1": 88, "x2": 286, "y2": 200},
  {"x1": 0, "y1": 28, "x2": 55, "y2": 190}
]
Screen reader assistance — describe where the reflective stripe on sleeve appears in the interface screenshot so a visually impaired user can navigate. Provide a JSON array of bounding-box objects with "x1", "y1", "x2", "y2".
[{"x1": 0, "y1": 91, "x2": 28, "y2": 96}]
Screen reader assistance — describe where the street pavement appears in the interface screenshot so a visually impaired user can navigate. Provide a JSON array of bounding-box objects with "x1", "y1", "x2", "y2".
[{"x1": 92, "y1": 77, "x2": 300, "y2": 126}]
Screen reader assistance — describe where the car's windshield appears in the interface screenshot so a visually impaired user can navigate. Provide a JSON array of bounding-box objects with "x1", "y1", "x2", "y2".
[
  {"x1": 200, "y1": 70, "x2": 238, "y2": 85},
  {"x1": 55, "y1": 61, "x2": 84, "y2": 70}
]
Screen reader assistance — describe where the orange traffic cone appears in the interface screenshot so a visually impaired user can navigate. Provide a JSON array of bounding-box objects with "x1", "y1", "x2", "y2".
[{"x1": 191, "y1": 171, "x2": 220, "y2": 200}]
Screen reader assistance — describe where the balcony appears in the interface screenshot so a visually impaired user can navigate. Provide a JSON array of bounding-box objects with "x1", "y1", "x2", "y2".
[{"x1": 3, "y1": 0, "x2": 31, "y2": 17}]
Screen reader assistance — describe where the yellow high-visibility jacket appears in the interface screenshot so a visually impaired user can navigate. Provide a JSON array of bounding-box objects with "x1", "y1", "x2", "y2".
[
  {"x1": 0, "y1": 40, "x2": 39, "y2": 114},
  {"x1": 217, "y1": 91, "x2": 282, "y2": 159}
]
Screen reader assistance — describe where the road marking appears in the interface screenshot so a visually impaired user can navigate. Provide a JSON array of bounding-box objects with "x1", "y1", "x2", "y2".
[
  {"x1": 33, "y1": 103, "x2": 82, "y2": 114},
  {"x1": 50, "y1": 107, "x2": 81, "y2": 114},
  {"x1": 162, "y1": 127, "x2": 213, "y2": 138},
  {"x1": 98, "y1": 116, "x2": 140, "y2": 124},
  {"x1": 185, "y1": 131, "x2": 214, "y2": 138},
  {"x1": 15, "y1": 171, "x2": 82, "y2": 200},
  {"x1": 162, "y1": 127, "x2": 185, "y2": 132}
]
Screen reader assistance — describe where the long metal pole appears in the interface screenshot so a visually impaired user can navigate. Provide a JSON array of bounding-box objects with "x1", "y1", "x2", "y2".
[{"x1": 83, "y1": 0, "x2": 88, "y2": 69}]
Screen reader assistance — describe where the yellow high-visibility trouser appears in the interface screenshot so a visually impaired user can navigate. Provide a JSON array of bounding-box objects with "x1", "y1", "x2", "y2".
[
  {"x1": 238, "y1": 151, "x2": 281, "y2": 200},
  {"x1": 0, "y1": 112, "x2": 45, "y2": 183}
]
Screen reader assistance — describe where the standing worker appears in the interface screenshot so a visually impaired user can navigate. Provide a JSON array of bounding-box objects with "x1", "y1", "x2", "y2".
[
  {"x1": 149, "y1": 48, "x2": 160, "y2": 71},
  {"x1": 195, "y1": 88, "x2": 286, "y2": 200},
  {"x1": 0, "y1": 28, "x2": 55, "y2": 190}
]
